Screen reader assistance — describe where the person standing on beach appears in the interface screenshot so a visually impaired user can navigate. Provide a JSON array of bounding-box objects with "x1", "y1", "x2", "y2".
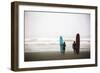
[
  {"x1": 72, "y1": 33, "x2": 80, "y2": 55},
  {"x1": 72, "y1": 41, "x2": 76, "y2": 53},
  {"x1": 63, "y1": 41, "x2": 66, "y2": 54}
]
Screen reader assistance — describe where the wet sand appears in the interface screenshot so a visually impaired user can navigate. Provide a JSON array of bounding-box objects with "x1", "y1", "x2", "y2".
[{"x1": 24, "y1": 51, "x2": 90, "y2": 61}]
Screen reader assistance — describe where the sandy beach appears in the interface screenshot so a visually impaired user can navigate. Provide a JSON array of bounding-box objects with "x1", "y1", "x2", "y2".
[{"x1": 24, "y1": 51, "x2": 90, "y2": 61}]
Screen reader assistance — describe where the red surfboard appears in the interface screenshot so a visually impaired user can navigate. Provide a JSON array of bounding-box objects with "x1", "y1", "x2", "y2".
[{"x1": 76, "y1": 33, "x2": 80, "y2": 54}]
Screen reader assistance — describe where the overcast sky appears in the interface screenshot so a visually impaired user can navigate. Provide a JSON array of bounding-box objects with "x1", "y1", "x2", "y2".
[{"x1": 25, "y1": 11, "x2": 90, "y2": 40}]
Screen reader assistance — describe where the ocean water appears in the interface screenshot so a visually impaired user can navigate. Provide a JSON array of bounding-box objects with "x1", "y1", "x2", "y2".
[
  {"x1": 24, "y1": 40, "x2": 90, "y2": 61},
  {"x1": 25, "y1": 40, "x2": 90, "y2": 52}
]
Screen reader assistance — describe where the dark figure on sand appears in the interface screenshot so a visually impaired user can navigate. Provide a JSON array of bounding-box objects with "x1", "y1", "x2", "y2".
[
  {"x1": 72, "y1": 33, "x2": 80, "y2": 55},
  {"x1": 63, "y1": 42, "x2": 66, "y2": 54},
  {"x1": 73, "y1": 41, "x2": 76, "y2": 53}
]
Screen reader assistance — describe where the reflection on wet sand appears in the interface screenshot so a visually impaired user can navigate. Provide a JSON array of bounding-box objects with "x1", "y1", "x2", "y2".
[{"x1": 24, "y1": 51, "x2": 90, "y2": 61}]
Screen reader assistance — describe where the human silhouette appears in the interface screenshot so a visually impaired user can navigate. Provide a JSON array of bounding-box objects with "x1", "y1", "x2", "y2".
[
  {"x1": 63, "y1": 41, "x2": 66, "y2": 54},
  {"x1": 72, "y1": 41, "x2": 76, "y2": 53},
  {"x1": 72, "y1": 33, "x2": 80, "y2": 55}
]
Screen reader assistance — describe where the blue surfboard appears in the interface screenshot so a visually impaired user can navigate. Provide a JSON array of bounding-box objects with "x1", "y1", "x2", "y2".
[{"x1": 60, "y1": 36, "x2": 64, "y2": 54}]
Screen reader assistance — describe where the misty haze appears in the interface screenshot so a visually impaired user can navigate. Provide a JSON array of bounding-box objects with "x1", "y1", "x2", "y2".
[{"x1": 24, "y1": 11, "x2": 90, "y2": 61}]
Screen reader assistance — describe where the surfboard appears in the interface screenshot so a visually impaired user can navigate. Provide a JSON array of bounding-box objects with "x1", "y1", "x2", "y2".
[
  {"x1": 60, "y1": 36, "x2": 64, "y2": 54},
  {"x1": 76, "y1": 33, "x2": 80, "y2": 54}
]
